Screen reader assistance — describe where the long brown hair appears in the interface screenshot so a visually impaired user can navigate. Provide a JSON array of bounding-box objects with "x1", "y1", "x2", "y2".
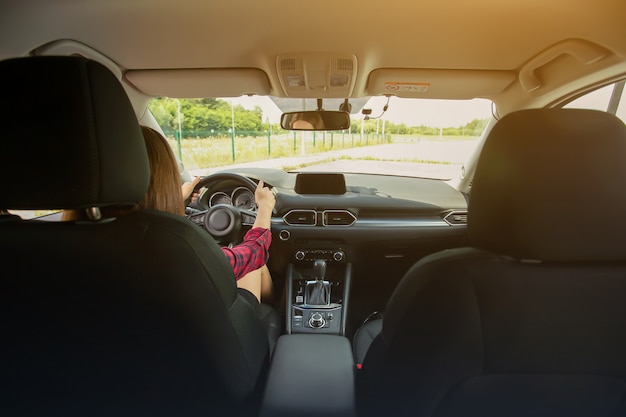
[
  {"x1": 139, "y1": 125, "x2": 185, "y2": 216},
  {"x1": 63, "y1": 125, "x2": 185, "y2": 220}
]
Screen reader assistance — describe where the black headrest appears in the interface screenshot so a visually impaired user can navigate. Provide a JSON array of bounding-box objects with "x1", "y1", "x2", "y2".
[
  {"x1": 0, "y1": 56, "x2": 149, "y2": 210},
  {"x1": 469, "y1": 108, "x2": 626, "y2": 262}
]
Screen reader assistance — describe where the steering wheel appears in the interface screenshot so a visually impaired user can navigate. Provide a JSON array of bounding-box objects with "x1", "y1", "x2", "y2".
[{"x1": 185, "y1": 172, "x2": 258, "y2": 245}]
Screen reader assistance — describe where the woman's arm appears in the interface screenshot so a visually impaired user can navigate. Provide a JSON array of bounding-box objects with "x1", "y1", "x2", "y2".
[{"x1": 221, "y1": 180, "x2": 275, "y2": 280}]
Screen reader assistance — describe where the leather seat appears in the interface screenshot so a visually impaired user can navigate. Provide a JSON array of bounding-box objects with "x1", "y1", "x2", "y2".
[
  {"x1": 355, "y1": 108, "x2": 626, "y2": 417},
  {"x1": 0, "y1": 56, "x2": 276, "y2": 417},
  {"x1": 352, "y1": 313, "x2": 383, "y2": 366}
]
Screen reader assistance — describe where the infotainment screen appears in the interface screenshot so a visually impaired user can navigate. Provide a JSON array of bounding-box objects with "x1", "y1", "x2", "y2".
[{"x1": 294, "y1": 173, "x2": 347, "y2": 195}]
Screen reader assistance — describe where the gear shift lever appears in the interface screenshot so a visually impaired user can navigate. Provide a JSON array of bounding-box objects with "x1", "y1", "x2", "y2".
[
  {"x1": 305, "y1": 259, "x2": 331, "y2": 306},
  {"x1": 313, "y1": 258, "x2": 327, "y2": 281}
]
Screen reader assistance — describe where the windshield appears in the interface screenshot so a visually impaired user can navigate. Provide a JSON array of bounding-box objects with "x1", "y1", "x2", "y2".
[{"x1": 148, "y1": 96, "x2": 494, "y2": 181}]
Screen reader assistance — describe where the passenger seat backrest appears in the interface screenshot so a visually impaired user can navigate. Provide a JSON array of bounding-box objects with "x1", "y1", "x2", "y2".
[
  {"x1": 0, "y1": 56, "x2": 270, "y2": 417},
  {"x1": 357, "y1": 109, "x2": 626, "y2": 417}
]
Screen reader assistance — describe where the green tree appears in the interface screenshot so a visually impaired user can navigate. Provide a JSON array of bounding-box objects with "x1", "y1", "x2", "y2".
[
  {"x1": 148, "y1": 98, "x2": 182, "y2": 131},
  {"x1": 183, "y1": 105, "x2": 211, "y2": 132},
  {"x1": 464, "y1": 118, "x2": 489, "y2": 136},
  {"x1": 235, "y1": 105, "x2": 263, "y2": 132}
]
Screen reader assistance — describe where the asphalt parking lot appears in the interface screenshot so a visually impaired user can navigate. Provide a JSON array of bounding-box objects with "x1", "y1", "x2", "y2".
[{"x1": 191, "y1": 138, "x2": 480, "y2": 180}]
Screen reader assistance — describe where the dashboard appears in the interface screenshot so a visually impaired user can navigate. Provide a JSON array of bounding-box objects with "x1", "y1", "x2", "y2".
[{"x1": 190, "y1": 167, "x2": 471, "y2": 331}]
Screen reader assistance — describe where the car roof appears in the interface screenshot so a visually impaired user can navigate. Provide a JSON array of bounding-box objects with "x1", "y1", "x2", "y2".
[{"x1": 3, "y1": 0, "x2": 626, "y2": 117}]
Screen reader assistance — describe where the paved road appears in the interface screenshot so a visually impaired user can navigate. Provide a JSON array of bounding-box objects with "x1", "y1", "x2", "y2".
[{"x1": 189, "y1": 139, "x2": 480, "y2": 179}]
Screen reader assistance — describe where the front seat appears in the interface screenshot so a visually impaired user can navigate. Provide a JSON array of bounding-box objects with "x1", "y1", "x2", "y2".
[
  {"x1": 0, "y1": 56, "x2": 273, "y2": 417},
  {"x1": 356, "y1": 108, "x2": 626, "y2": 417}
]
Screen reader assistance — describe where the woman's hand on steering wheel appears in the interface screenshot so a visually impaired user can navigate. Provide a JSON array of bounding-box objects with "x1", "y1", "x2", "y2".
[
  {"x1": 184, "y1": 173, "x2": 260, "y2": 246},
  {"x1": 182, "y1": 176, "x2": 202, "y2": 206}
]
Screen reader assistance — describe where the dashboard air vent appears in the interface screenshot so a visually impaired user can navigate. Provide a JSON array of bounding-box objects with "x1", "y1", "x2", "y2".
[
  {"x1": 443, "y1": 210, "x2": 468, "y2": 226},
  {"x1": 323, "y1": 210, "x2": 357, "y2": 226},
  {"x1": 283, "y1": 210, "x2": 317, "y2": 226}
]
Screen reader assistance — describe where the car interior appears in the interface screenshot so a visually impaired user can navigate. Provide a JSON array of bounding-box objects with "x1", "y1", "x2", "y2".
[
  {"x1": 1, "y1": 56, "x2": 278, "y2": 417},
  {"x1": 3, "y1": 1, "x2": 626, "y2": 416}
]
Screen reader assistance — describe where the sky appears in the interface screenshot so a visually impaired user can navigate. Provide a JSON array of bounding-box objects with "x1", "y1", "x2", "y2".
[
  {"x1": 228, "y1": 95, "x2": 495, "y2": 127},
  {"x1": 229, "y1": 82, "x2": 626, "y2": 127}
]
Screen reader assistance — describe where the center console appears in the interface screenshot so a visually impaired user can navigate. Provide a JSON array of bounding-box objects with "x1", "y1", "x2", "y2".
[
  {"x1": 260, "y1": 334, "x2": 356, "y2": 417},
  {"x1": 263, "y1": 173, "x2": 357, "y2": 415},
  {"x1": 285, "y1": 249, "x2": 352, "y2": 335}
]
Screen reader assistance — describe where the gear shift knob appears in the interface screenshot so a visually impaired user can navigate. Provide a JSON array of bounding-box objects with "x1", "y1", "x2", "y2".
[
  {"x1": 313, "y1": 259, "x2": 327, "y2": 281},
  {"x1": 305, "y1": 259, "x2": 331, "y2": 306}
]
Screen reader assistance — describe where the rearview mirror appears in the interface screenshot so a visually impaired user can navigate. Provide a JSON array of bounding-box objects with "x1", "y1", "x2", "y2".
[{"x1": 281, "y1": 110, "x2": 351, "y2": 131}]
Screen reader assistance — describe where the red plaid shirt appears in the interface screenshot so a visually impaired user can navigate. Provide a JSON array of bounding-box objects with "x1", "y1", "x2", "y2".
[{"x1": 221, "y1": 227, "x2": 271, "y2": 280}]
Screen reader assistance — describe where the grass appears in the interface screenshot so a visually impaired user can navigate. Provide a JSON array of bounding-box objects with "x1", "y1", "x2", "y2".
[
  {"x1": 167, "y1": 133, "x2": 381, "y2": 169},
  {"x1": 341, "y1": 155, "x2": 455, "y2": 165},
  {"x1": 280, "y1": 155, "x2": 458, "y2": 173}
]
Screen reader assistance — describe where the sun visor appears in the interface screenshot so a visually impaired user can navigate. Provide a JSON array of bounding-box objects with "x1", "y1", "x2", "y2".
[
  {"x1": 125, "y1": 68, "x2": 271, "y2": 98},
  {"x1": 367, "y1": 68, "x2": 515, "y2": 99}
]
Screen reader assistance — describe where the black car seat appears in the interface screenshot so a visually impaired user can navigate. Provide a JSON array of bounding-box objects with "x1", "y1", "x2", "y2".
[
  {"x1": 354, "y1": 108, "x2": 626, "y2": 417},
  {"x1": 0, "y1": 56, "x2": 277, "y2": 417}
]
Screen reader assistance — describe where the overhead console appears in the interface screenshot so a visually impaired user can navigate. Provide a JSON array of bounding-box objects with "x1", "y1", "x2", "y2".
[{"x1": 275, "y1": 52, "x2": 358, "y2": 99}]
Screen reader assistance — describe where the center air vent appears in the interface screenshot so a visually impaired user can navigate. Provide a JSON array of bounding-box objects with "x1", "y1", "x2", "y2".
[
  {"x1": 323, "y1": 210, "x2": 357, "y2": 226},
  {"x1": 443, "y1": 210, "x2": 468, "y2": 226},
  {"x1": 283, "y1": 210, "x2": 317, "y2": 226}
]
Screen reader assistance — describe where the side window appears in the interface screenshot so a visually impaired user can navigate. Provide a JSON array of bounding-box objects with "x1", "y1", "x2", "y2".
[{"x1": 564, "y1": 81, "x2": 626, "y2": 124}]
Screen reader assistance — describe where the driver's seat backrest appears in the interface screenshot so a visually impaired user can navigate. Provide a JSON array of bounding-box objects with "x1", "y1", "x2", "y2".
[
  {"x1": 357, "y1": 108, "x2": 626, "y2": 417},
  {"x1": 0, "y1": 56, "x2": 270, "y2": 417}
]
